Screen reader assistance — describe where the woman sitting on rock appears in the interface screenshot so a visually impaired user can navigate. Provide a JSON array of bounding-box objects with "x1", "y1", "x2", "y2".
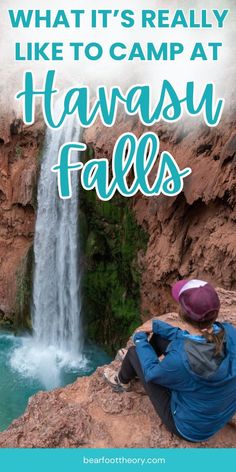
[{"x1": 104, "y1": 279, "x2": 236, "y2": 443}]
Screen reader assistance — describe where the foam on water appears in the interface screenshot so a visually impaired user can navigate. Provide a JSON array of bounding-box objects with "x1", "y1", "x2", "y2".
[
  {"x1": 0, "y1": 333, "x2": 110, "y2": 431},
  {"x1": 10, "y1": 336, "x2": 88, "y2": 390}
]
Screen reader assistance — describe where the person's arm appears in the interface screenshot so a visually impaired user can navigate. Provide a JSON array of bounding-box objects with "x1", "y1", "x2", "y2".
[
  {"x1": 152, "y1": 319, "x2": 185, "y2": 341},
  {"x1": 133, "y1": 332, "x2": 188, "y2": 390}
]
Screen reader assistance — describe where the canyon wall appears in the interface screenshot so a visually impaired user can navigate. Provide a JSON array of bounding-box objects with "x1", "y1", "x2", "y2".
[
  {"x1": 0, "y1": 108, "x2": 235, "y2": 333},
  {"x1": 84, "y1": 111, "x2": 236, "y2": 320},
  {"x1": 0, "y1": 110, "x2": 44, "y2": 328}
]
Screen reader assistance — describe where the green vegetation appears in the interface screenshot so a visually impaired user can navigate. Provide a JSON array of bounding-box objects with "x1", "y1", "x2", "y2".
[
  {"x1": 15, "y1": 246, "x2": 34, "y2": 333},
  {"x1": 81, "y1": 154, "x2": 148, "y2": 353}
]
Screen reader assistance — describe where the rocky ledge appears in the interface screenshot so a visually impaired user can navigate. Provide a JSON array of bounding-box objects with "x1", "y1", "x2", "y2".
[{"x1": 0, "y1": 287, "x2": 235, "y2": 448}]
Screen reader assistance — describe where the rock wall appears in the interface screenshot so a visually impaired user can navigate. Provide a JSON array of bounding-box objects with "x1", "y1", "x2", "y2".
[
  {"x1": 0, "y1": 109, "x2": 235, "y2": 332},
  {"x1": 0, "y1": 112, "x2": 44, "y2": 327},
  {"x1": 84, "y1": 111, "x2": 236, "y2": 319},
  {"x1": 0, "y1": 288, "x2": 235, "y2": 448}
]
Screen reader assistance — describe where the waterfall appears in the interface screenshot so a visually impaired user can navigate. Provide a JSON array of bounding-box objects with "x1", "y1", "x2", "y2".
[
  {"x1": 10, "y1": 103, "x2": 87, "y2": 389},
  {"x1": 32, "y1": 109, "x2": 83, "y2": 356}
]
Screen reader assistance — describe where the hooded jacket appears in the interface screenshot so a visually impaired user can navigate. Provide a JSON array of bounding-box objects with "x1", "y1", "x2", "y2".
[{"x1": 134, "y1": 320, "x2": 236, "y2": 442}]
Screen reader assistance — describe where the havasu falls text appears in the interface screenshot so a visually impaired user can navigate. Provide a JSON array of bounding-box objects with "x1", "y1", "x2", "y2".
[{"x1": 16, "y1": 70, "x2": 224, "y2": 200}]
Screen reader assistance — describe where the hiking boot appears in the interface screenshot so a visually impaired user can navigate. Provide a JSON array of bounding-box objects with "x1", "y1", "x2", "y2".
[{"x1": 103, "y1": 367, "x2": 131, "y2": 392}]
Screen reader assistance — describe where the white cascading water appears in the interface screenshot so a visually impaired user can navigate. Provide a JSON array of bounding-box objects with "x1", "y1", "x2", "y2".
[
  {"x1": 10, "y1": 102, "x2": 87, "y2": 388},
  {"x1": 33, "y1": 110, "x2": 82, "y2": 355}
]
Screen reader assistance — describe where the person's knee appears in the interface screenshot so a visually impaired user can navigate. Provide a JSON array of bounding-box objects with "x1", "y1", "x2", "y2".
[
  {"x1": 126, "y1": 345, "x2": 136, "y2": 359},
  {"x1": 129, "y1": 345, "x2": 136, "y2": 352},
  {"x1": 125, "y1": 345, "x2": 140, "y2": 364}
]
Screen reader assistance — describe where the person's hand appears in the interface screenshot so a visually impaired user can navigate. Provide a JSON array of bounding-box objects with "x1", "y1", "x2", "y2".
[
  {"x1": 135, "y1": 320, "x2": 153, "y2": 334},
  {"x1": 132, "y1": 331, "x2": 148, "y2": 344}
]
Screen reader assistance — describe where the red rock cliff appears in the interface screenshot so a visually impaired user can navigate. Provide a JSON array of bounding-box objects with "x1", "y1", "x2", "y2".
[
  {"x1": 1, "y1": 110, "x2": 235, "y2": 325},
  {"x1": 84, "y1": 112, "x2": 236, "y2": 319},
  {"x1": 0, "y1": 111, "x2": 44, "y2": 325}
]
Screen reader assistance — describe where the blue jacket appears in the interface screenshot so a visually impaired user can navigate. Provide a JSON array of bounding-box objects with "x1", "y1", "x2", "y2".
[{"x1": 134, "y1": 320, "x2": 236, "y2": 442}]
